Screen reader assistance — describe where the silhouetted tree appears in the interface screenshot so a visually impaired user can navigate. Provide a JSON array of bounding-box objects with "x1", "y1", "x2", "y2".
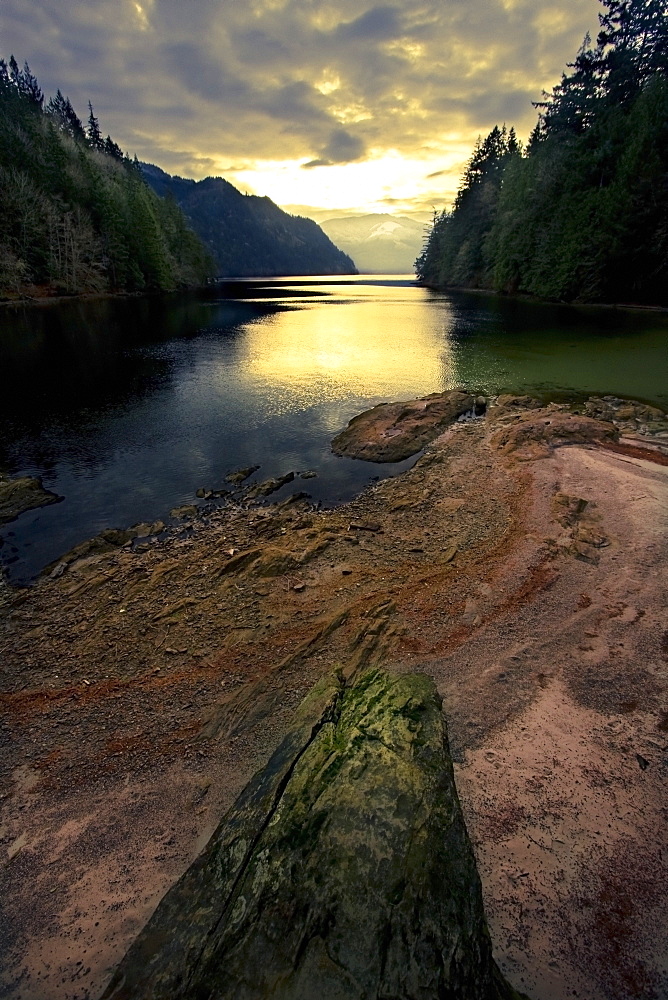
[
  {"x1": 86, "y1": 100, "x2": 104, "y2": 150},
  {"x1": 417, "y1": 0, "x2": 668, "y2": 304},
  {"x1": 104, "y1": 135, "x2": 124, "y2": 160}
]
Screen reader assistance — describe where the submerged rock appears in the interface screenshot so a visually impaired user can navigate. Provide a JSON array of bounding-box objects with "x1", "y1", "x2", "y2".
[
  {"x1": 226, "y1": 465, "x2": 261, "y2": 485},
  {"x1": 494, "y1": 394, "x2": 542, "y2": 411},
  {"x1": 170, "y1": 504, "x2": 198, "y2": 519},
  {"x1": 102, "y1": 668, "x2": 528, "y2": 1000},
  {"x1": 0, "y1": 475, "x2": 62, "y2": 524},
  {"x1": 246, "y1": 470, "x2": 296, "y2": 498},
  {"x1": 332, "y1": 390, "x2": 475, "y2": 462}
]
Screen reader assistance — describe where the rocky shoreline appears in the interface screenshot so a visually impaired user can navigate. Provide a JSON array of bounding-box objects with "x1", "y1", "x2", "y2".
[{"x1": 1, "y1": 392, "x2": 667, "y2": 999}]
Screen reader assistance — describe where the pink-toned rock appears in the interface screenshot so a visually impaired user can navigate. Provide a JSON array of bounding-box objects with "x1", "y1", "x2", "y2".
[
  {"x1": 332, "y1": 391, "x2": 475, "y2": 462},
  {"x1": 489, "y1": 410, "x2": 619, "y2": 460}
]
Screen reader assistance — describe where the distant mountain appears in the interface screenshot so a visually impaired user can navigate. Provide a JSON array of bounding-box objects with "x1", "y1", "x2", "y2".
[
  {"x1": 318, "y1": 215, "x2": 426, "y2": 274},
  {"x1": 141, "y1": 164, "x2": 357, "y2": 277}
]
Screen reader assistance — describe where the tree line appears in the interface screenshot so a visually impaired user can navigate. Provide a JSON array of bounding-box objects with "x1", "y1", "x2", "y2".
[
  {"x1": 0, "y1": 57, "x2": 213, "y2": 298},
  {"x1": 416, "y1": 0, "x2": 668, "y2": 305}
]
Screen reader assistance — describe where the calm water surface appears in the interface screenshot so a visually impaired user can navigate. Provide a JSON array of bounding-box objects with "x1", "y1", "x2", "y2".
[{"x1": 1, "y1": 275, "x2": 667, "y2": 583}]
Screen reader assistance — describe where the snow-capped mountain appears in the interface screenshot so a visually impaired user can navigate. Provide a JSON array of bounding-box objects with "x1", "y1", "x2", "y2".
[{"x1": 318, "y1": 214, "x2": 426, "y2": 274}]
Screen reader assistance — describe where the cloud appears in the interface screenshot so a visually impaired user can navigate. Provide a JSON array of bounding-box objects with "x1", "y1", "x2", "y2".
[
  {"x1": 163, "y1": 42, "x2": 250, "y2": 103},
  {"x1": 334, "y1": 6, "x2": 403, "y2": 42},
  {"x1": 0, "y1": 0, "x2": 603, "y2": 213},
  {"x1": 304, "y1": 127, "x2": 367, "y2": 167}
]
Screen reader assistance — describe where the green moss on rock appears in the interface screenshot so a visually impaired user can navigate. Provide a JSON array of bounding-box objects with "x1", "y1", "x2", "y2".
[{"x1": 102, "y1": 668, "x2": 529, "y2": 1000}]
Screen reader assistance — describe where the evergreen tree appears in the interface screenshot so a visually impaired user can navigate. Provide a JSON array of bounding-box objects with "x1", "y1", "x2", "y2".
[
  {"x1": 598, "y1": 0, "x2": 668, "y2": 100},
  {"x1": 7, "y1": 56, "x2": 43, "y2": 107},
  {"x1": 86, "y1": 100, "x2": 104, "y2": 150},
  {"x1": 46, "y1": 89, "x2": 86, "y2": 141},
  {"x1": 0, "y1": 52, "x2": 213, "y2": 298},
  {"x1": 104, "y1": 135, "x2": 124, "y2": 160},
  {"x1": 417, "y1": 0, "x2": 668, "y2": 305},
  {"x1": 535, "y1": 35, "x2": 603, "y2": 137}
]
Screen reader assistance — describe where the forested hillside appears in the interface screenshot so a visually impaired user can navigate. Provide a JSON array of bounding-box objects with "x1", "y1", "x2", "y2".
[
  {"x1": 142, "y1": 164, "x2": 357, "y2": 277},
  {"x1": 416, "y1": 0, "x2": 668, "y2": 305},
  {"x1": 0, "y1": 57, "x2": 213, "y2": 299}
]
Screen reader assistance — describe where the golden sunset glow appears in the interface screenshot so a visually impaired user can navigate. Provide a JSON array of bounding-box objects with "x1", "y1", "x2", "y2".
[
  {"x1": 231, "y1": 149, "x2": 475, "y2": 219},
  {"x1": 0, "y1": 0, "x2": 602, "y2": 218},
  {"x1": 132, "y1": 0, "x2": 151, "y2": 30}
]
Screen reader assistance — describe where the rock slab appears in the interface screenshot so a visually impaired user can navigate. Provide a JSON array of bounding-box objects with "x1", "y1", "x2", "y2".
[
  {"x1": 102, "y1": 668, "x2": 527, "y2": 1000},
  {"x1": 332, "y1": 391, "x2": 475, "y2": 462},
  {"x1": 0, "y1": 475, "x2": 62, "y2": 524}
]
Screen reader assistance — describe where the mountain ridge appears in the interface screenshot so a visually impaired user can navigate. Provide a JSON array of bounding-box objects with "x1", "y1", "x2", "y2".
[
  {"x1": 319, "y1": 213, "x2": 425, "y2": 274},
  {"x1": 141, "y1": 163, "x2": 357, "y2": 278}
]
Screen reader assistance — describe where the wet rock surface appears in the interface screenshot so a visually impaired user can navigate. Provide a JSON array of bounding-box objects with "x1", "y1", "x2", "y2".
[
  {"x1": 331, "y1": 390, "x2": 475, "y2": 461},
  {"x1": 0, "y1": 475, "x2": 62, "y2": 524},
  {"x1": 246, "y1": 470, "x2": 296, "y2": 498},
  {"x1": 579, "y1": 395, "x2": 668, "y2": 432},
  {"x1": 42, "y1": 521, "x2": 166, "y2": 578},
  {"x1": 102, "y1": 668, "x2": 527, "y2": 1000},
  {"x1": 225, "y1": 465, "x2": 260, "y2": 486}
]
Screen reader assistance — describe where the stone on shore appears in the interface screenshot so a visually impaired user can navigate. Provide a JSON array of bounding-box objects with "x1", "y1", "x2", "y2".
[
  {"x1": 489, "y1": 409, "x2": 619, "y2": 460},
  {"x1": 41, "y1": 521, "x2": 165, "y2": 577},
  {"x1": 332, "y1": 390, "x2": 475, "y2": 462},
  {"x1": 101, "y1": 668, "x2": 527, "y2": 1000},
  {"x1": 0, "y1": 474, "x2": 62, "y2": 524}
]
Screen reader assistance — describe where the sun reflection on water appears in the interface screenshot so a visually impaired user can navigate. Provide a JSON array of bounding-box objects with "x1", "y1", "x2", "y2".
[{"x1": 236, "y1": 278, "x2": 460, "y2": 411}]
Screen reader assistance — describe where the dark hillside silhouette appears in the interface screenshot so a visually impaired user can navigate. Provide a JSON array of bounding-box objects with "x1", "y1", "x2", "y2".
[{"x1": 142, "y1": 163, "x2": 357, "y2": 277}]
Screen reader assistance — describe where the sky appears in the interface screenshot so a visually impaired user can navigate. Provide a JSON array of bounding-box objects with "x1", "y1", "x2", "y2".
[{"x1": 0, "y1": 0, "x2": 601, "y2": 220}]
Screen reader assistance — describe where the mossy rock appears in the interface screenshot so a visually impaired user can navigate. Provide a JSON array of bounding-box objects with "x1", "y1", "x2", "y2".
[{"x1": 102, "y1": 668, "x2": 529, "y2": 1000}]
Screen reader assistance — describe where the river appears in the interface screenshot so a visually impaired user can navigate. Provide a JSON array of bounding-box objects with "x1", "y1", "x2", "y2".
[{"x1": 1, "y1": 275, "x2": 667, "y2": 584}]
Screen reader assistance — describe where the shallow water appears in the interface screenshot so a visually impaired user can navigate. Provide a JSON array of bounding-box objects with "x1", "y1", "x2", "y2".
[{"x1": 1, "y1": 275, "x2": 666, "y2": 582}]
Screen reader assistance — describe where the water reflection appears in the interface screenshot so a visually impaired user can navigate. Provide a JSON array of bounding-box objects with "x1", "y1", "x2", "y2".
[
  {"x1": 1, "y1": 276, "x2": 666, "y2": 583},
  {"x1": 440, "y1": 289, "x2": 668, "y2": 405},
  {"x1": 241, "y1": 299, "x2": 457, "y2": 412}
]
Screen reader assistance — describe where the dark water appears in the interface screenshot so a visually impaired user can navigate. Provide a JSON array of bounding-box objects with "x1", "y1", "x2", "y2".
[{"x1": 1, "y1": 275, "x2": 667, "y2": 583}]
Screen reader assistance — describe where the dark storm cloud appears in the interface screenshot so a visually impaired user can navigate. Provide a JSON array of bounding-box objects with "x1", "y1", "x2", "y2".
[
  {"x1": 0, "y1": 0, "x2": 602, "y2": 202},
  {"x1": 323, "y1": 128, "x2": 366, "y2": 162},
  {"x1": 163, "y1": 43, "x2": 251, "y2": 102},
  {"x1": 260, "y1": 81, "x2": 330, "y2": 131},
  {"x1": 232, "y1": 28, "x2": 292, "y2": 66},
  {"x1": 304, "y1": 127, "x2": 367, "y2": 167},
  {"x1": 335, "y1": 6, "x2": 403, "y2": 42}
]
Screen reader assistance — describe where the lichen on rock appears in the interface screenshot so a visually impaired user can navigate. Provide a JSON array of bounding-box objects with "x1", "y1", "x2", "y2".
[{"x1": 102, "y1": 668, "x2": 528, "y2": 1000}]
